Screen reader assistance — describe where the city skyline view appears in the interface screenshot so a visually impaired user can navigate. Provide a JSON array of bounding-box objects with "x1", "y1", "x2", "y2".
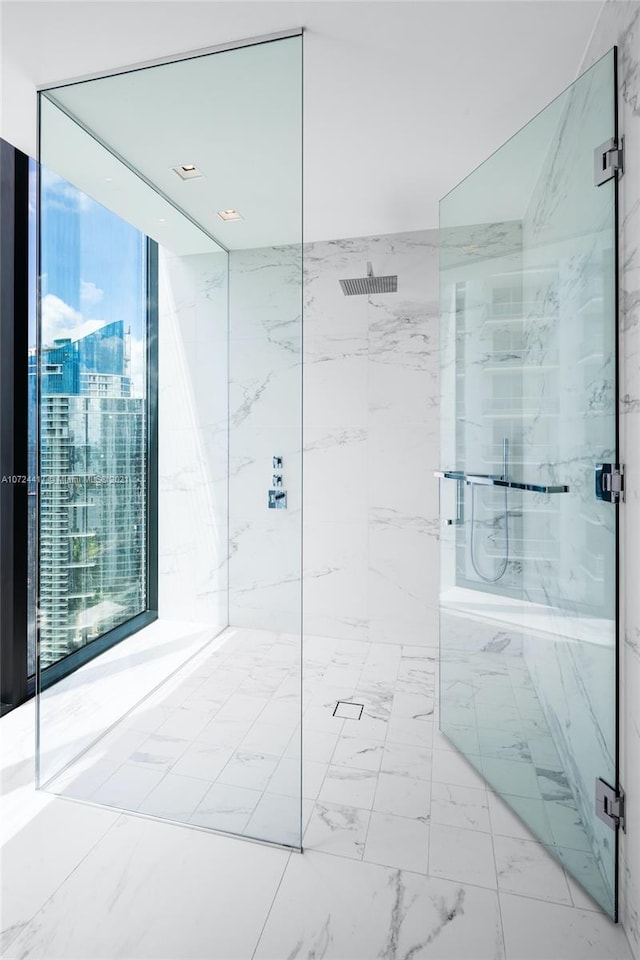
[
  {"x1": 40, "y1": 166, "x2": 146, "y2": 396},
  {"x1": 36, "y1": 167, "x2": 149, "y2": 668}
]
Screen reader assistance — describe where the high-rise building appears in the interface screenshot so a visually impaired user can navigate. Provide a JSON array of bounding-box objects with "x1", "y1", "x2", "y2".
[{"x1": 34, "y1": 321, "x2": 146, "y2": 668}]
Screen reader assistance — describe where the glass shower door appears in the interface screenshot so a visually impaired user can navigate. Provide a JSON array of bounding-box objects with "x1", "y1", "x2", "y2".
[{"x1": 439, "y1": 48, "x2": 619, "y2": 917}]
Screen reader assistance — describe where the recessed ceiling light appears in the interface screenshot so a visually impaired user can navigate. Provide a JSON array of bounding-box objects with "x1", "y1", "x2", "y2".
[
  {"x1": 172, "y1": 164, "x2": 204, "y2": 181},
  {"x1": 158, "y1": 218, "x2": 166, "y2": 223},
  {"x1": 217, "y1": 209, "x2": 243, "y2": 222},
  {"x1": 105, "y1": 177, "x2": 113, "y2": 182}
]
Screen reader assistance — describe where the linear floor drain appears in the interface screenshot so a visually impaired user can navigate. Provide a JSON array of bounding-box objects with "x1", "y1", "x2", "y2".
[{"x1": 333, "y1": 700, "x2": 364, "y2": 720}]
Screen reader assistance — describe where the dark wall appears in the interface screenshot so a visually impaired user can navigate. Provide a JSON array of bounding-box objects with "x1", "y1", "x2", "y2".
[{"x1": 0, "y1": 138, "x2": 29, "y2": 712}]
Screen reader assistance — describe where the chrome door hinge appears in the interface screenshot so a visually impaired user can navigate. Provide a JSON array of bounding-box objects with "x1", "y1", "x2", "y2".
[
  {"x1": 595, "y1": 137, "x2": 624, "y2": 186},
  {"x1": 595, "y1": 463, "x2": 624, "y2": 503},
  {"x1": 596, "y1": 778, "x2": 625, "y2": 831}
]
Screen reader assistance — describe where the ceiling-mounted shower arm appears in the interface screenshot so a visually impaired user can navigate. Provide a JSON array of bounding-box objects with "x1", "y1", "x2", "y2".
[{"x1": 367, "y1": 261, "x2": 374, "y2": 278}]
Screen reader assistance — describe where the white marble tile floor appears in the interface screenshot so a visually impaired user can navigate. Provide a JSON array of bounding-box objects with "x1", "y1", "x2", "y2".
[{"x1": 0, "y1": 625, "x2": 633, "y2": 959}]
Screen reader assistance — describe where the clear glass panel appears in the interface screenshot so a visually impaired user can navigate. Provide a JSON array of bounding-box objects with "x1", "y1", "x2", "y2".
[
  {"x1": 439, "y1": 49, "x2": 617, "y2": 916},
  {"x1": 36, "y1": 34, "x2": 303, "y2": 849}
]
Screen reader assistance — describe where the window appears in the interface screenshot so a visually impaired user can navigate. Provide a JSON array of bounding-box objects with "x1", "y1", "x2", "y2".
[{"x1": 38, "y1": 170, "x2": 158, "y2": 676}]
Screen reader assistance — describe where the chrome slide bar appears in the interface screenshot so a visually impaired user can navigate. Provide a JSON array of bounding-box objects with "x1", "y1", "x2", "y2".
[{"x1": 434, "y1": 470, "x2": 569, "y2": 495}]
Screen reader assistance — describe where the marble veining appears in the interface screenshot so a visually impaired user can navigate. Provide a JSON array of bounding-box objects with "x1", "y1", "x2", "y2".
[
  {"x1": 6, "y1": 623, "x2": 635, "y2": 959},
  {"x1": 229, "y1": 230, "x2": 438, "y2": 644},
  {"x1": 577, "y1": 3, "x2": 640, "y2": 955},
  {"x1": 439, "y1": 610, "x2": 616, "y2": 916}
]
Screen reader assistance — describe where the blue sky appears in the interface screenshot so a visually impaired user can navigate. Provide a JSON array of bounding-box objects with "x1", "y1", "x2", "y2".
[{"x1": 36, "y1": 166, "x2": 146, "y2": 394}]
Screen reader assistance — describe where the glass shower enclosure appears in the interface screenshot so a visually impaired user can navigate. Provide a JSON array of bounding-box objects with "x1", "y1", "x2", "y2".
[
  {"x1": 35, "y1": 32, "x2": 303, "y2": 850},
  {"x1": 438, "y1": 49, "x2": 620, "y2": 917}
]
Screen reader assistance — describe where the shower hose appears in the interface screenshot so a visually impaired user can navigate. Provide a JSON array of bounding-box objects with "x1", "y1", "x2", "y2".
[{"x1": 469, "y1": 482, "x2": 509, "y2": 583}]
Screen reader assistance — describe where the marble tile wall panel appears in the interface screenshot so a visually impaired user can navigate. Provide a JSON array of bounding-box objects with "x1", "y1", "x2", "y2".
[
  {"x1": 228, "y1": 231, "x2": 439, "y2": 644},
  {"x1": 158, "y1": 249, "x2": 229, "y2": 628},
  {"x1": 520, "y1": 49, "x2": 617, "y2": 615},
  {"x1": 577, "y1": 3, "x2": 640, "y2": 953},
  {"x1": 228, "y1": 245, "x2": 302, "y2": 635},
  {"x1": 304, "y1": 231, "x2": 440, "y2": 645}
]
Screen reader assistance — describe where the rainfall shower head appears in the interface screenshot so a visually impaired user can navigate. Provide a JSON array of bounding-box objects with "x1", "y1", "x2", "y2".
[{"x1": 339, "y1": 262, "x2": 398, "y2": 296}]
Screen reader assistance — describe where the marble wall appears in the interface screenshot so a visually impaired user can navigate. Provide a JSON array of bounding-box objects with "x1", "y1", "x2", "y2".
[
  {"x1": 157, "y1": 247, "x2": 229, "y2": 629},
  {"x1": 227, "y1": 231, "x2": 439, "y2": 646},
  {"x1": 227, "y1": 245, "x2": 303, "y2": 634},
  {"x1": 578, "y1": 2, "x2": 640, "y2": 953},
  {"x1": 303, "y1": 231, "x2": 440, "y2": 646}
]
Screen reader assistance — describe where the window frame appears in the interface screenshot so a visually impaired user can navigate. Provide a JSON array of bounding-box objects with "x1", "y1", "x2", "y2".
[
  {"x1": 0, "y1": 138, "x2": 159, "y2": 709},
  {"x1": 0, "y1": 138, "x2": 30, "y2": 714}
]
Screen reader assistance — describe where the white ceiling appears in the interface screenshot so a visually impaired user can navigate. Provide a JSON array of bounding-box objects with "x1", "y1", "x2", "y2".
[
  {"x1": 44, "y1": 35, "x2": 302, "y2": 251},
  {"x1": 40, "y1": 96, "x2": 225, "y2": 255},
  {"x1": 0, "y1": 1, "x2": 603, "y2": 244}
]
